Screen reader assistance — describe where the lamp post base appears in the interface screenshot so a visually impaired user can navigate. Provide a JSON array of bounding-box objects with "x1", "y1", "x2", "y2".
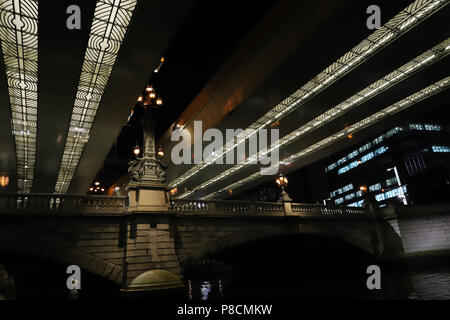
[{"x1": 126, "y1": 182, "x2": 171, "y2": 213}]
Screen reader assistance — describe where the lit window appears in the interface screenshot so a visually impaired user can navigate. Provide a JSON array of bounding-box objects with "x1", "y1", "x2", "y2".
[
  {"x1": 327, "y1": 162, "x2": 337, "y2": 171},
  {"x1": 409, "y1": 123, "x2": 424, "y2": 130},
  {"x1": 385, "y1": 126, "x2": 403, "y2": 138},
  {"x1": 359, "y1": 143, "x2": 371, "y2": 153},
  {"x1": 386, "y1": 177, "x2": 398, "y2": 186},
  {"x1": 432, "y1": 145, "x2": 450, "y2": 153},
  {"x1": 348, "y1": 161, "x2": 359, "y2": 169},
  {"x1": 345, "y1": 193, "x2": 355, "y2": 201},
  {"x1": 424, "y1": 124, "x2": 441, "y2": 131},
  {"x1": 338, "y1": 165, "x2": 350, "y2": 175},
  {"x1": 361, "y1": 152, "x2": 374, "y2": 163},
  {"x1": 372, "y1": 135, "x2": 384, "y2": 145},
  {"x1": 342, "y1": 184, "x2": 353, "y2": 192},
  {"x1": 331, "y1": 184, "x2": 353, "y2": 198},
  {"x1": 374, "y1": 146, "x2": 389, "y2": 155},
  {"x1": 337, "y1": 156, "x2": 347, "y2": 166},
  {"x1": 369, "y1": 183, "x2": 381, "y2": 192},
  {"x1": 375, "y1": 186, "x2": 407, "y2": 202},
  {"x1": 348, "y1": 150, "x2": 358, "y2": 159},
  {"x1": 348, "y1": 200, "x2": 364, "y2": 207},
  {"x1": 335, "y1": 197, "x2": 344, "y2": 205}
]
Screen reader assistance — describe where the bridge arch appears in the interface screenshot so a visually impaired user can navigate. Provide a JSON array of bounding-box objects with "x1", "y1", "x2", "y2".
[
  {"x1": 0, "y1": 236, "x2": 123, "y2": 284},
  {"x1": 179, "y1": 221, "x2": 379, "y2": 268}
]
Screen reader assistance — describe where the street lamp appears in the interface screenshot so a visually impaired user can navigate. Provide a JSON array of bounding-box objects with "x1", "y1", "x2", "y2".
[
  {"x1": 276, "y1": 174, "x2": 291, "y2": 202},
  {"x1": 387, "y1": 166, "x2": 408, "y2": 205},
  {"x1": 276, "y1": 174, "x2": 288, "y2": 188},
  {"x1": 128, "y1": 84, "x2": 167, "y2": 183},
  {"x1": 157, "y1": 146, "x2": 164, "y2": 158},
  {"x1": 133, "y1": 145, "x2": 141, "y2": 157}
]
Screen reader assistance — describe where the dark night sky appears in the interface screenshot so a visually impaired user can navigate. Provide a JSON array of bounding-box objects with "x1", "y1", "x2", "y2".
[
  {"x1": 94, "y1": 0, "x2": 275, "y2": 188},
  {"x1": 92, "y1": 0, "x2": 450, "y2": 198}
]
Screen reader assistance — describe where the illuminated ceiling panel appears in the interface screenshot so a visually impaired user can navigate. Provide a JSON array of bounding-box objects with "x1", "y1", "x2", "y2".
[
  {"x1": 178, "y1": 38, "x2": 450, "y2": 198},
  {"x1": 54, "y1": 0, "x2": 137, "y2": 193},
  {"x1": 204, "y1": 77, "x2": 450, "y2": 199},
  {"x1": 169, "y1": 0, "x2": 448, "y2": 193},
  {"x1": 0, "y1": 0, "x2": 38, "y2": 193}
]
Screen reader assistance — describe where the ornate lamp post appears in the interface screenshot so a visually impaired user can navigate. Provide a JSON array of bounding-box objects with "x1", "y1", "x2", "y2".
[
  {"x1": 128, "y1": 85, "x2": 166, "y2": 184},
  {"x1": 126, "y1": 85, "x2": 169, "y2": 212},
  {"x1": 276, "y1": 173, "x2": 291, "y2": 202}
]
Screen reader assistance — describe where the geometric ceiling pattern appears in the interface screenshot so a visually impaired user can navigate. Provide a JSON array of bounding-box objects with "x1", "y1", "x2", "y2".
[
  {"x1": 170, "y1": 0, "x2": 449, "y2": 198},
  {"x1": 204, "y1": 76, "x2": 450, "y2": 199},
  {"x1": 54, "y1": 0, "x2": 137, "y2": 193},
  {"x1": 0, "y1": 0, "x2": 38, "y2": 193},
  {"x1": 179, "y1": 37, "x2": 450, "y2": 198}
]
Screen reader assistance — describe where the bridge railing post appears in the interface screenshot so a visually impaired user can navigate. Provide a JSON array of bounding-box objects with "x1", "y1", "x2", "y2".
[
  {"x1": 283, "y1": 201, "x2": 293, "y2": 216},
  {"x1": 208, "y1": 201, "x2": 217, "y2": 215}
]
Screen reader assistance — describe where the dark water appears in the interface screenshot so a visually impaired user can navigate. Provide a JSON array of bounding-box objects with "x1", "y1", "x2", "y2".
[
  {"x1": 185, "y1": 268, "x2": 450, "y2": 300},
  {"x1": 1, "y1": 234, "x2": 449, "y2": 300},
  {"x1": 183, "y1": 234, "x2": 450, "y2": 300}
]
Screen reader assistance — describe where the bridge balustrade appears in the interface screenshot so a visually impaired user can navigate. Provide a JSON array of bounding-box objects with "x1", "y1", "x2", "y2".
[
  {"x1": 0, "y1": 193, "x2": 366, "y2": 217},
  {"x1": 290, "y1": 203, "x2": 365, "y2": 216},
  {"x1": 171, "y1": 199, "x2": 362, "y2": 217},
  {"x1": 0, "y1": 193, "x2": 127, "y2": 215}
]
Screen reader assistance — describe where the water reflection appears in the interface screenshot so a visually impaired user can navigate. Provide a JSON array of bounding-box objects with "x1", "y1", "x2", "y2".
[
  {"x1": 186, "y1": 279, "x2": 225, "y2": 300},
  {"x1": 186, "y1": 268, "x2": 450, "y2": 300},
  {"x1": 200, "y1": 281, "x2": 212, "y2": 300},
  {"x1": 410, "y1": 269, "x2": 450, "y2": 300}
]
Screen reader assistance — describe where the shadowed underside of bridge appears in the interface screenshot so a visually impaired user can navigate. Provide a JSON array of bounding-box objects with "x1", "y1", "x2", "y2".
[
  {"x1": 0, "y1": 211, "x2": 405, "y2": 287},
  {"x1": 1, "y1": 194, "x2": 450, "y2": 289}
]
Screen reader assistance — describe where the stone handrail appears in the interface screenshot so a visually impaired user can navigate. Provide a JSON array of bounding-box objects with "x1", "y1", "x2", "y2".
[
  {"x1": 290, "y1": 203, "x2": 365, "y2": 216},
  {"x1": 0, "y1": 193, "x2": 127, "y2": 215},
  {"x1": 170, "y1": 199, "x2": 285, "y2": 216},
  {"x1": 171, "y1": 199, "x2": 365, "y2": 217},
  {"x1": 0, "y1": 193, "x2": 366, "y2": 217}
]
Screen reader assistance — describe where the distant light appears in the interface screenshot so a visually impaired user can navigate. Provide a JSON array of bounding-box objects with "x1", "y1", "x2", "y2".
[
  {"x1": 0, "y1": 175, "x2": 9, "y2": 188},
  {"x1": 137, "y1": 95, "x2": 143, "y2": 102},
  {"x1": 133, "y1": 145, "x2": 141, "y2": 156},
  {"x1": 157, "y1": 146, "x2": 164, "y2": 158},
  {"x1": 275, "y1": 174, "x2": 288, "y2": 187},
  {"x1": 149, "y1": 92, "x2": 156, "y2": 99},
  {"x1": 89, "y1": 187, "x2": 94, "y2": 191},
  {"x1": 154, "y1": 56, "x2": 164, "y2": 73},
  {"x1": 95, "y1": 181, "x2": 100, "y2": 186},
  {"x1": 156, "y1": 97, "x2": 163, "y2": 105},
  {"x1": 347, "y1": 134, "x2": 353, "y2": 139},
  {"x1": 145, "y1": 85, "x2": 154, "y2": 92},
  {"x1": 170, "y1": 187, "x2": 178, "y2": 195},
  {"x1": 359, "y1": 185, "x2": 367, "y2": 192},
  {"x1": 101, "y1": 188, "x2": 105, "y2": 192},
  {"x1": 228, "y1": 189, "x2": 233, "y2": 195},
  {"x1": 114, "y1": 186, "x2": 120, "y2": 193}
]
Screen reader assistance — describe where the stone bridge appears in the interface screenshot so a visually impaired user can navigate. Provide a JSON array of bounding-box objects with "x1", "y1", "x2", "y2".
[{"x1": 0, "y1": 194, "x2": 449, "y2": 291}]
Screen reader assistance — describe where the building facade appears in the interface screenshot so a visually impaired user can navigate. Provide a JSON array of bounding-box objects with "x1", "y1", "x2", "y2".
[{"x1": 324, "y1": 122, "x2": 450, "y2": 208}]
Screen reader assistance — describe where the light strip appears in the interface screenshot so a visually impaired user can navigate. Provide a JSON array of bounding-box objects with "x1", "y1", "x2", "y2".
[
  {"x1": 204, "y1": 77, "x2": 450, "y2": 199},
  {"x1": 178, "y1": 38, "x2": 450, "y2": 198},
  {"x1": 170, "y1": 0, "x2": 448, "y2": 192},
  {"x1": 54, "y1": 0, "x2": 137, "y2": 193},
  {"x1": 0, "y1": 0, "x2": 38, "y2": 193}
]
